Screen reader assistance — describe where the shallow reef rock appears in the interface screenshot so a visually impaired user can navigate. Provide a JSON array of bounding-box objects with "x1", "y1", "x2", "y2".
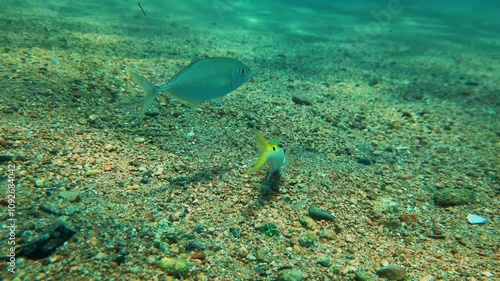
[{"x1": 434, "y1": 188, "x2": 475, "y2": 207}]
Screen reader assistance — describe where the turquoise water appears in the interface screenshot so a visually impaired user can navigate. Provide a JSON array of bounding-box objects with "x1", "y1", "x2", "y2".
[{"x1": 1, "y1": 0, "x2": 499, "y2": 280}]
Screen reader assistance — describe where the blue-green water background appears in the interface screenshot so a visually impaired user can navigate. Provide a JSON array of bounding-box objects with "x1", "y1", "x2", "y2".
[
  {"x1": 5, "y1": 0, "x2": 499, "y2": 88},
  {"x1": 7, "y1": 0, "x2": 500, "y2": 53}
]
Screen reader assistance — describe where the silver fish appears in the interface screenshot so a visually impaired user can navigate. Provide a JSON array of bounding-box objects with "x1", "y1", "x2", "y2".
[{"x1": 130, "y1": 57, "x2": 251, "y2": 118}]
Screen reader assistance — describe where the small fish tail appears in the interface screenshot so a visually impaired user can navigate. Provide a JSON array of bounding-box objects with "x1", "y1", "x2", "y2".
[
  {"x1": 252, "y1": 130, "x2": 270, "y2": 151},
  {"x1": 252, "y1": 130, "x2": 272, "y2": 171},
  {"x1": 130, "y1": 71, "x2": 160, "y2": 118},
  {"x1": 253, "y1": 151, "x2": 269, "y2": 171}
]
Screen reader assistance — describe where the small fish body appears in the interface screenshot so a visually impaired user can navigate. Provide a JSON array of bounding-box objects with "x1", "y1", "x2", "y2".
[
  {"x1": 252, "y1": 130, "x2": 286, "y2": 181},
  {"x1": 130, "y1": 57, "x2": 251, "y2": 118}
]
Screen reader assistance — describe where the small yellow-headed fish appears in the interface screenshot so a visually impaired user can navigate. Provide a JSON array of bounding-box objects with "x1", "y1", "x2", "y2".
[
  {"x1": 252, "y1": 130, "x2": 286, "y2": 181},
  {"x1": 130, "y1": 57, "x2": 251, "y2": 118}
]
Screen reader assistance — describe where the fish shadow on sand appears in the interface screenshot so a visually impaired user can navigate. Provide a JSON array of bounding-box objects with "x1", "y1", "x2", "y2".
[
  {"x1": 245, "y1": 174, "x2": 284, "y2": 213},
  {"x1": 258, "y1": 173, "x2": 284, "y2": 202}
]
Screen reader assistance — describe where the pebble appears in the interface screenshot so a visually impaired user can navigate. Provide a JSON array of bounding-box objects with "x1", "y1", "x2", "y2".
[
  {"x1": 400, "y1": 214, "x2": 419, "y2": 223},
  {"x1": 104, "y1": 165, "x2": 114, "y2": 171},
  {"x1": 104, "y1": 144, "x2": 116, "y2": 151},
  {"x1": 376, "y1": 265, "x2": 406, "y2": 280},
  {"x1": 482, "y1": 271, "x2": 494, "y2": 278},
  {"x1": 158, "y1": 257, "x2": 190, "y2": 276},
  {"x1": 355, "y1": 271, "x2": 377, "y2": 281},
  {"x1": 298, "y1": 232, "x2": 316, "y2": 248},
  {"x1": 134, "y1": 137, "x2": 146, "y2": 143},
  {"x1": 318, "y1": 229, "x2": 336, "y2": 240},
  {"x1": 86, "y1": 169, "x2": 100, "y2": 176},
  {"x1": 308, "y1": 206, "x2": 334, "y2": 221},
  {"x1": 59, "y1": 191, "x2": 80, "y2": 202},
  {"x1": 246, "y1": 253, "x2": 257, "y2": 261},
  {"x1": 237, "y1": 246, "x2": 248, "y2": 258},
  {"x1": 316, "y1": 256, "x2": 331, "y2": 267},
  {"x1": 420, "y1": 275, "x2": 436, "y2": 281},
  {"x1": 94, "y1": 252, "x2": 108, "y2": 260},
  {"x1": 88, "y1": 114, "x2": 100, "y2": 122},
  {"x1": 345, "y1": 234, "x2": 355, "y2": 243},
  {"x1": 298, "y1": 216, "x2": 317, "y2": 230},
  {"x1": 342, "y1": 266, "x2": 357, "y2": 275},
  {"x1": 146, "y1": 255, "x2": 157, "y2": 264},
  {"x1": 128, "y1": 266, "x2": 140, "y2": 274}
]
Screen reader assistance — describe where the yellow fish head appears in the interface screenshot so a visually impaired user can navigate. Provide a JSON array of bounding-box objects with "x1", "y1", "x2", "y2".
[{"x1": 253, "y1": 130, "x2": 286, "y2": 172}]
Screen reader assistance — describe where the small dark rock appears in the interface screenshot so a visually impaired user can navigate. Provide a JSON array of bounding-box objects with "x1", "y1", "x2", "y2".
[
  {"x1": 368, "y1": 78, "x2": 379, "y2": 87},
  {"x1": 184, "y1": 242, "x2": 206, "y2": 251},
  {"x1": 256, "y1": 223, "x2": 280, "y2": 237},
  {"x1": 145, "y1": 111, "x2": 160, "y2": 117},
  {"x1": 357, "y1": 158, "x2": 372, "y2": 165},
  {"x1": 464, "y1": 80, "x2": 479, "y2": 86},
  {"x1": 113, "y1": 255, "x2": 126, "y2": 265},
  {"x1": 49, "y1": 148, "x2": 61, "y2": 155},
  {"x1": 402, "y1": 111, "x2": 413, "y2": 118},
  {"x1": 292, "y1": 96, "x2": 312, "y2": 106},
  {"x1": 376, "y1": 265, "x2": 406, "y2": 280},
  {"x1": 172, "y1": 111, "x2": 183, "y2": 118},
  {"x1": 229, "y1": 227, "x2": 241, "y2": 238},
  {"x1": 434, "y1": 188, "x2": 475, "y2": 207},
  {"x1": 384, "y1": 146, "x2": 394, "y2": 152},
  {"x1": 194, "y1": 225, "x2": 204, "y2": 233}
]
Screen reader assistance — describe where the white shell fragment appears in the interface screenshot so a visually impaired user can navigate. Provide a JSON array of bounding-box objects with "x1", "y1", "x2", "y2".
[{"x1": 467, "y1": 214, "x2": 487, "y2": 224}]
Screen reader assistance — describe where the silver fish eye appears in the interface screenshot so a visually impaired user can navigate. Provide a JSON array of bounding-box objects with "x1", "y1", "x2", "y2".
[{"x1": 240, "y1": 68, "x2": 245, "y2": 75}]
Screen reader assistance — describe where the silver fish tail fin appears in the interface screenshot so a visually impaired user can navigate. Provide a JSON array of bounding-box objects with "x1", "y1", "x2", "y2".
[{"x1": 130, "y1": 71, "x2": 160, "y2": 118}]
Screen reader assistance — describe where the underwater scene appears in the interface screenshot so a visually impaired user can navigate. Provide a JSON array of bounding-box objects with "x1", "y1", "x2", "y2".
[{"x1": 0, "y1": 0, "x2": 499, "y2": 280}]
